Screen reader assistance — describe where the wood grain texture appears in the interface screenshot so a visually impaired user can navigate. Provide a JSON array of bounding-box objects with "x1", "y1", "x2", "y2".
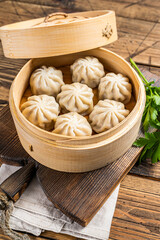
[
  {"x1": 130, "y1": 158, "x2": 160, "y2": 180},
  {"x1": 4, "y1": 0, "x2": 160, "y2": 22},
  {"x1": 0, "y1": 228, "x2": 46, "y2": 240},
  {"x1": 110, "y1": 175, "x2": 160, "y2": 240},
  {"x1": 0, "y1": 161, "x2": 36, "y2": 201},
  {"x1": 0, "y1": 1, "x2": 160, "y2": 66},
  {"x1": 0, "y1": 105, "x2": 29, "y2": 164},
  {"x1": 0, "y1": 0, "x2": 160, "y2": 239},
  {"x1": 37, "y1": 152, "x2": 140, "y2": 226},
  {"x1": 0, "y1": 174, "x2": 159, "y2": 240},
  {"x1": 0, "y1": 10, "x2": 117, "y2": 58},
  {"x1": 41, "y1": 231, "x2": 81, "y2": 240}
]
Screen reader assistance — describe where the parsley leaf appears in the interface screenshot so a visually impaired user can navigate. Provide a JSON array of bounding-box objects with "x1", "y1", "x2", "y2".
[
  {"x1": 130, "y1": 58, "x2": 160, "y2": 164},
  {"x1": 152, "y1": 95, "x2": 160, "y2": 105},
  {"x1": 133, "y1": 132, "x2": 160, "y2": 163},
  {"x1": 152, "y1": 144, "x2": 160, "y2": 163},
  {"x1": 130, "y1": 58, "x2": 160, "y2": 132}
]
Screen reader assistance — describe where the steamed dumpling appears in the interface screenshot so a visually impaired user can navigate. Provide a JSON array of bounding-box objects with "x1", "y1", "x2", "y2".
[
  {"x1": 99, "y1": 73, "x2": 132, "y2": 104},
  {"x1": 21, "y1": 95, "x2": 60, "y2": 130},
  {"x1": 53, "y1": 112, "x2": 92, "y2": 136},
  {"x1": 30, "y1": 66, "x2": 64, "y2": 97},
  {"x1": 89, "y1": 99, "x2": 129, "y2": 133},
  {"x1": 57, "y1": 83, "x2": 94, "y2": 116},
  {"x1": 70, "y1": 56, "x2": 105, "y2": 88}
]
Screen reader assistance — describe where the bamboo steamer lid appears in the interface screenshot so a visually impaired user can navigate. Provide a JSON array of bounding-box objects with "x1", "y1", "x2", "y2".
[{"x1": 0, "y1": 10, "x2": 117, "y2": 58}]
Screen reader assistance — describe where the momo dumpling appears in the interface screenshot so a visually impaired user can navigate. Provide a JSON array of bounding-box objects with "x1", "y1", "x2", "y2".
[
  {"x1": 70, "y1": 56, "x2": 105, "y2": 88},
  {"x1": 99, "y1": 73, "x2": 132, "y2": 104},
  {"x1": 57, "y1": 83, "x2": 94, "y2": 116},
  {"x1": 89, "y1": 99, "x2": 129, "y2": 133},
  {"x1": 21, "y1": 95, "x2": 60, "y2": 130},
  {"x1": 30, "y1": 66, "x2": 64, "y2": 97},
  {"x1": 53, "y1": 112, "x2": 92, "y2": 136}
]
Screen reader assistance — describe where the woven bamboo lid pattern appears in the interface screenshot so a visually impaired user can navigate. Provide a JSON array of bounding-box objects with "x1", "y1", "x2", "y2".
[{"x1": 0, "y1": 10, "x2": 117, "y2": 59}]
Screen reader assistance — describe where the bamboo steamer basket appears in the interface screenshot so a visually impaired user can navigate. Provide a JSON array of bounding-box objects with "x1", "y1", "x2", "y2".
[{"x1": 0, "y1": 10, "x2": 146, "y2": 172}]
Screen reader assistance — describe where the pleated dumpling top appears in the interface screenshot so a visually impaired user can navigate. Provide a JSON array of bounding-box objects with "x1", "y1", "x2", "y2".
[
  {"x1": 21, "y1": 95, "x2": 60, "y2": 130},
  {"x1": 57, "y1": 82, "x2": 94, "y2": 116},
  {"x1": 99, "y1": 73, "x2": 132, "y2": 104},
  {"x1": 53, "y1": 112, "x2": 92, "y2": 136},
  {"x1": 70, "y1": 56, "x2": 105, "y2": 88},
  {"x1": 89, "y1": 99, "x2": 129, "y2": 133},
  {"x1": 30, "y1": 66, "x2": 64, "y2": 97}
]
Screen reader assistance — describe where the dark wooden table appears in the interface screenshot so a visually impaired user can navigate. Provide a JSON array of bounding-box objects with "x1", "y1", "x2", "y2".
[{"x1": 0, "y1": 1, "x2": 160, "y2": 239}]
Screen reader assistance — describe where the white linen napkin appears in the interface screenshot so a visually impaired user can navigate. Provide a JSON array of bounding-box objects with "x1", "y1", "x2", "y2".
[{"x1": 0, "y1": 164, "x2": 120, "y2": 240}]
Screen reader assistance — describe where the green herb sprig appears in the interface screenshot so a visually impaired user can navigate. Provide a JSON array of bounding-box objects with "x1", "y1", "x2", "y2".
[
  {"x1": 134, "y1": 132, "x2": 160, "y2": 164},
  {"x1": 130, "y1": 58, "x2": 160, "y2": 164},
  {"x1": 130, "y1": 58, "x2": 160, "y2": 132}
]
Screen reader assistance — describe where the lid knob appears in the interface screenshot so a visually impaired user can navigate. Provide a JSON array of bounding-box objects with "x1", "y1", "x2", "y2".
[{"x1": 44, "y1": 12, "x2": 68, "y2": 23}]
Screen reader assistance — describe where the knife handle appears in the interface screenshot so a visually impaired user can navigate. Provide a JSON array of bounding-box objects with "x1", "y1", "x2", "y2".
[{"x1": 0, "y1": 162, "x2": 36, "y2": 202}]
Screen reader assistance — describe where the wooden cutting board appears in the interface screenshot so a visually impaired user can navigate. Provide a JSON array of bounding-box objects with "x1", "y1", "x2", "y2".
[{"x1": 0, "y1": 69, "x2": 159, "y2": 227}]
